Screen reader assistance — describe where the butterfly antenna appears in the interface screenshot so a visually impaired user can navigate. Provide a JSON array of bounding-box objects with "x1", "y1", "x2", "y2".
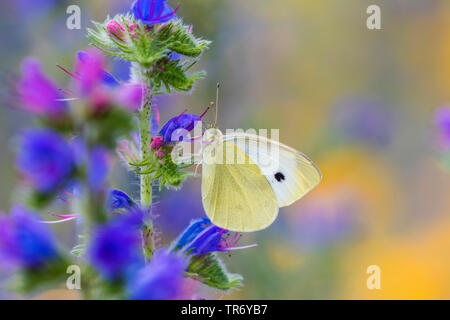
[{"x1": 214, "y1": 82, "x2": 220, "y2": 127}]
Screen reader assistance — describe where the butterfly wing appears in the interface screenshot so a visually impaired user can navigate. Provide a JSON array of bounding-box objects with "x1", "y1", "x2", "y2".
[
  {"x1": 222, "y1": 133, "x2": 322, "y2": 207},
  {"x1": 201, "y1": 140, "x2": 279, "y2": 232}
]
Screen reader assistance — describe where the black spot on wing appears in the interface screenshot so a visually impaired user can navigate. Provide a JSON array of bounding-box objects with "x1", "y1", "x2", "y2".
[{"x1": 274, "y1": 172, "x2": 285, "y2": 182}]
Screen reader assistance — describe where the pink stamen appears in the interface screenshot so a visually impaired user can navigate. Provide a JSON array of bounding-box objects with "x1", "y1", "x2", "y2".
[
  {"x1": 56, "y1": 65, "x2": 81, "y2": 80},
  {"x1": 220, "y1": 235, "x2": 242, "y2": 250},
  {"x1": 156, "y1": 4, "x2": 180, "y2": 20},
  {"x1": 221, "y1": 232, "x2": 239, "y2": 246},
  {"x1": 188, "y1": 25, "x2": 193, "y2": 33},
  {"x1": 61, "y1": 189, "x2": 76, "y2": 198},
  {"x1": 59, "y1": 88, "x2": 75, "y2": 97},
  {"x1": 57, "y1": 196, "x2": 71, "y2": 205},
  {"x1": 50, "y1": 212, "x2": 79, "y2": 219},
  {"x1": 178, "y1": 107, "x2": 209, "y2": 140},
  {"x1": 199, "y1": 106, "x2": 210, "y2": 119},
  {"x1": 174, "y1": 109, "x2": 188, "y2": 123}
]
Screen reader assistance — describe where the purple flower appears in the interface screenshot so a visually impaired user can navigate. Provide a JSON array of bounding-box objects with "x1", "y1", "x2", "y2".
[
  {"x1": 74, "y1": 49, "x2": 108, "y2": 95},
  {"x1": 76, "y1": 51, "x2": 120, "y2": 88},
  {"x1": 113, "y1": 83, "x2": 144, "y2": 112},
  {"x1": 17, "y1": 58, "x2": 66, "y2": 116},
  {"x1": 435, "y1": 105, "x2": 450, "y2": 149},
  {"x1": 88, "y1": 146, "x2": 110, "y2": 192},
  {"x1": 159, "y1": 108, "x2": 209, "y2": 142},
  {"x1": 88, "y1": 210, "x2": 145, "y2": 280},
  {"x1": 127, "y1": 249, "x2": 187, "y2": 300},
  {"x1": 58, "y1": 50, "x2": 144, "y2": 112},
  {"x1": 172, "y1": 217, "x2": 257, "y2": 255},
  {"x1": 0, "y1": 206, "x2": 59, "y2": 269},
  {"x1": 132, "y1": 0, "x2": 179, "y2": 26},
  {"x1": 16, "y1": 129, "x2": 74, "y2": 193}
]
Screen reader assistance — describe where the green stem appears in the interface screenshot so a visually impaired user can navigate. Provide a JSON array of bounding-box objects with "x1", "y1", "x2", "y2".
[{"x1": 139, "y1": 82, "x2": 155, "y2": 260}]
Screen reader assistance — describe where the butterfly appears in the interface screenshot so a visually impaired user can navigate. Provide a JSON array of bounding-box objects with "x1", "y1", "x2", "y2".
[
  {"x1": 171, "y1": 84, "x2": 322, "y2": 232},
  {"x1": 200, "y1": 127, "x2": 322, "y2": 232}
]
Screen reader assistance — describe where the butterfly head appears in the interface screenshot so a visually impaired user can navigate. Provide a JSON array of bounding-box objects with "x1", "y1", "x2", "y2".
[{"x1": 203, "y1": 127, "x2": 222, "y2": 144}]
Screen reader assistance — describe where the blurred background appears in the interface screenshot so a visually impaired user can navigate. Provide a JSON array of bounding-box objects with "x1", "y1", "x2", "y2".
[{"x1": 1, "y1": 0, "x2": 450, "y2": 299}]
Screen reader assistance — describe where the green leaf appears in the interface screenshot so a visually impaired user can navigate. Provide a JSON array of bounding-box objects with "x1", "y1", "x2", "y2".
[
  {"x1": 156, "y1": 20, "x2": 211, "y2": 58},
  {"x1": 186, "y1": 253, "x2": 243, "y2": 291}
]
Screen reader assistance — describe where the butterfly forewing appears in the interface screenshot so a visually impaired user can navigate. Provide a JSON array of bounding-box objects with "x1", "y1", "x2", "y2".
[{"x1": 222, "y1": 133, "x2": 322, "y2": 207}]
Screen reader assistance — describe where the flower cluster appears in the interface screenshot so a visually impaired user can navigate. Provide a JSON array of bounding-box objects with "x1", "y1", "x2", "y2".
[
  {"x1": 2, "y1": 0, "x2": 254, "y2": 300},
  {"x1": 87, "y1": 0, "x2": 210, "y2": 94}
]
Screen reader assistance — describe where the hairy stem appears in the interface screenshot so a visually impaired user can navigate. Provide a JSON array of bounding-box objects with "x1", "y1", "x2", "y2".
[{"x1": 139, "y1": 81, "x2": 155, "y2": 260}]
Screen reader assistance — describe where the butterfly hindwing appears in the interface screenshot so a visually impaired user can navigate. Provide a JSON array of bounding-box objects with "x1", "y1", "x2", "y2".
[{"x1": 201, "y1": 140, "x2": 278, "y2": 232}]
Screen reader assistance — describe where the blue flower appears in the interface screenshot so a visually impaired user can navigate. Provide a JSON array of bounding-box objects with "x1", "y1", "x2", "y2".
[
  {"x1": 172, "y1": 217, "x2": 257, "y2": 255},
  {"x1": 132, "y1": 0, "x2": 179, "y2": 26},
  {"x1": 0, "y1": 206, "x2": 59, "y2": 269},
  {"x1": 168, "y1": 51, "x2": 182, "y2": 61},
  {"x1": 127, "y1": 249, "x2": 187, "y2": 300},
  {"x1": 16, "y1": 129, "x2": 74, "y2": 193},
  {"x1": 107, "y1": 189, "x2": 138, "y2": 213},
  {"x1": 88, "y1": 210, "x2": 145, "y2": 280},
  {"x1": 159, "y1": 108, "x2": 209, "y2": 142}
]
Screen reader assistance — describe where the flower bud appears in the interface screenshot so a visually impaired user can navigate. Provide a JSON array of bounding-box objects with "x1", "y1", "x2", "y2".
[
  {"x1": 107, "y1": 20, "x2": 126, "y2": 42},
  {"x1": 150, "y1": 136, "x2": 163, "y2": 150}
]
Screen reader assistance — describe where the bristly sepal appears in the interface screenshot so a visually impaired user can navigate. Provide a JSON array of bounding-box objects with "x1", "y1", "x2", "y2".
[
  {"x1": 130, "y1": 141, "x2": 195, "y2": 190},
  {"x1": 185, "y1": 253, "x2": 244, "y2": 291},
  {"x1": 87, "y1": 14, "x2": 210, "y2": 95}
]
